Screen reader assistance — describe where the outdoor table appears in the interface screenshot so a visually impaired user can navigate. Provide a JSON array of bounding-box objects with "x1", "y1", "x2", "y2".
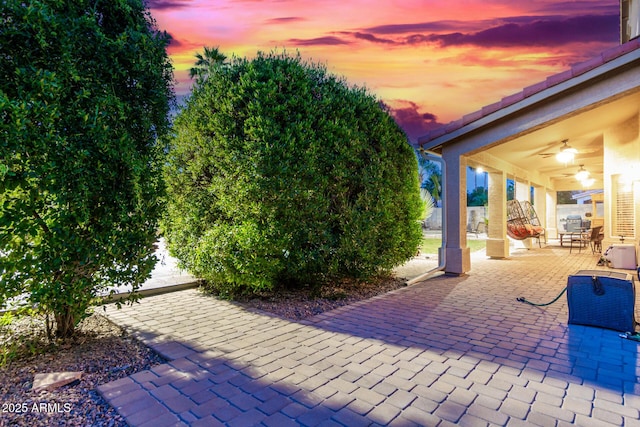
[{"x1": 559, "y1": 230, "x2": 590, "y2": 253}]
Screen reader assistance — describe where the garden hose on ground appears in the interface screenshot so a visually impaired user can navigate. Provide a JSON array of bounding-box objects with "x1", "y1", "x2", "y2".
[
  {"x1": 516, "y1": 287, "x2": 567, "y2": 307},
  {"x1": 620, "y1": 332, "x2": 640, "y2": 342},
  {"x1": 517, "y1": 288, "x2": 640, "y2": 342}
]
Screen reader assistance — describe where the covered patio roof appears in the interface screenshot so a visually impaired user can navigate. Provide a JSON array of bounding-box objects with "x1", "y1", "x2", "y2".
[
  {"x1": 417, "y1": 38, "x2": 640, "y2": 192},
  {"x1": 414, "y1": 38, "x2": 640, "y2": 275}
]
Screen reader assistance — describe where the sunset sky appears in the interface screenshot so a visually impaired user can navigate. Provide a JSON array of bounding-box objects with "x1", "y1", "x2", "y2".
[{"x1": 147, "y1": 0, "x2": 621, "y2": 142}]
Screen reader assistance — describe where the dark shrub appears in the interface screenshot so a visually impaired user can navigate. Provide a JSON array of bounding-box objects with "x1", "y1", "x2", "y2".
[
  {"x1": 163, "y1": 50, "x2": 423, "y2": 295},
  {"x1": 0, "y1": 0, "x2": 174, "y2": 337}
]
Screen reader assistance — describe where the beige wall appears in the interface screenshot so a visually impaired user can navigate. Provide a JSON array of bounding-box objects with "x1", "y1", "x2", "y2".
[
  {"x1": 545, "y1": 189, "x2": 557, "y2": 239},
  {"x1": 603, "y1": 111, "x2": 640, "y2": 246}
]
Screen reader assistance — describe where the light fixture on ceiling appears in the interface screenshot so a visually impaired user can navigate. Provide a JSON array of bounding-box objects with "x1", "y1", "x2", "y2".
[
  {"x1": 575, "y1": 165, "x2": 590, "y2": 182},
  {"x1": 581, "y1": 178, "x2": 595, "y2": 188},
  {"x1": 556, "y1": 139, "x2": 577, "y2": 165}
]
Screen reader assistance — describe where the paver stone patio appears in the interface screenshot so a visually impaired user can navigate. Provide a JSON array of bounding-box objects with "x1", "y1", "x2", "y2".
[{"x1": 98, "y1": 246, "x2": 640, "y2": 426}]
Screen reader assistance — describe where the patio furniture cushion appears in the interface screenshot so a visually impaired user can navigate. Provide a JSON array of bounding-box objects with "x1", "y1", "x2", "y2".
[{"x1": 506, "y1": 200, "x2": 545, "y2": 246}]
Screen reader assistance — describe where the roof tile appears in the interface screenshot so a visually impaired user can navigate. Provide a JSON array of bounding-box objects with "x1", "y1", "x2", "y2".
[
  {"x1": 522, "y1": 80, "x2": 548, "y2": 98},
  {"x1": 481, "y1": 101, "x2": 502, "y2": 116},
  {"x1": 571, "y1": 55, "x2": 604, "y2": 77},
  {"x1": 546, "y1": 69, "x2": 574, "y2": 88},
  {"x1": 444, "y1": 118, "x2": 464, "y2": 133},
  {"x1": 462, "y1": 110, "x2": 483, "y2": 126},
  {"x1": 429, "y1": 127, "x2": 447, "y2": 139},
  {"x1": 418, "y1": 40, "x2": 640, "y2": 147},
  {"x1": 603, "y1": 37, "x2": 640, "y2": 62},
  {"x1": 500, "y1": 91, "x2": 524, "y2": 108}
]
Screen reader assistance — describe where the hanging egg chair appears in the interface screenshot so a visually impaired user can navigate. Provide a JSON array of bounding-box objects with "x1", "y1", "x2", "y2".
[{"x1": 506, "y1": 200, "x2": 546, "y2": 247}]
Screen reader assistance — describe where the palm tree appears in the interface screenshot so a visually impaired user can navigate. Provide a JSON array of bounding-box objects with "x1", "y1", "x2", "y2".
[
  {"x1": 416, "y1": 151, "x2": 442, "y2": 207},
  {"x1": 189, "y1": 46, "x2": 227, "y2": 80}
]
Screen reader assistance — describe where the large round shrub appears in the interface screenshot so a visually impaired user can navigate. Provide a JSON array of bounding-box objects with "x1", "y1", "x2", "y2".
[{"x1": 163, "y1": 50, "x2": 423, "y2": 294}]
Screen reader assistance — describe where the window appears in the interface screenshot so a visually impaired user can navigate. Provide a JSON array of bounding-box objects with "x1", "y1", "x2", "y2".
[
  {"x1": 622, "y1": 0, "x2": 640, "y2": 43},
  {"x1": 611, "y1": 175, "x2": 635, "y2": 238},
  {"x1": 506, "y1": 178, "x2": 514, "y2": 201},
  {"x1": 530, "y1": 186, "x2": 534, "y2": 204}
]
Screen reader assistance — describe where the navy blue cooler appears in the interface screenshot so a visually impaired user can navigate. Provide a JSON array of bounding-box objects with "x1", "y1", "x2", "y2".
[{"x1": 567, "y1": 269, "x2": 636, "y2": 332}]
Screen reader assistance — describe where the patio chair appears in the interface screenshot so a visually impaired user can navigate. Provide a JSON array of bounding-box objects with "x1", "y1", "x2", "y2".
[
  {"x1": 521, "y1": 201, "x2": 547, "y2": 245},
  {"x1": 470, "y1": 221, "x2": 486, "y2": 237},
  {"x1": 589, "y1": 225, "x2": 604, "y2": 253},
  {"x1": 506, "y1": 200, "x2": 545, "y2": 247}
]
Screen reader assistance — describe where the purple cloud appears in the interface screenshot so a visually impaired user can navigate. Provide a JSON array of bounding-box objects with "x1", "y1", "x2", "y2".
[
  {"x1": 421, "y1": 14, "x2": 619, "y2": 48},
  {"x1": 386, "y1": 101, "x2": 443, "y2": 143},
  {"x1": 265, "y1": 17, "x2": 306, "y2": 24},
  {"x1": 287, "y1": 36, "x2": 350, "y2": 46},
  {"x1": 166, "y1": 33, "x2": 180, "y2": 46},
  {"x1": 360, "y1": 13, "x2": 618, "y2": 48},
  {"x1": 352, "y1": 32, "x2": 396, "y2": 44},
  {"x1": 165, "y1": 34, "x2": 204, "y2": 53},
  {"x1": 364, "y1": 20, "x2": 479, "y2": 35},
  {"x1": 535, "y1": 1, "x2": 618, "y2": 15},
  {"x1": 146, "y1": 0, "x2": 193, "y2": 11}
]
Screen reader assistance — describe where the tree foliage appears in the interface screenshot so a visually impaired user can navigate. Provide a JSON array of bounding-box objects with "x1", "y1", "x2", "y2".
[
  {"x1": 467, "y1": 187, "x2": 488, "y2": 207},
  {"x1": 557, "y1": 191, "x2": 578, "y2": 204},
  {"x1": 417, "y1": 155, "x2": 442, "y2": 206},
  {"x1": 163, "y1": 50, "x2": 423, "y2": 295},
  {"x1": 189, "y1": 46, "x2": 227, "y2": 80},
  {"x1": 0, "y1": 0, "x2": 174, "y2": 337}
]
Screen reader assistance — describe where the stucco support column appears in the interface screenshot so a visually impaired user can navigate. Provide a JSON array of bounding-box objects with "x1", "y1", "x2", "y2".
[
  {"x1": 441, "y1": 150, "x2": 471, "y2": 275},
  {"x1": 533, "y1": 186, "x2": 546, "y2": 220},
  {"x1": 486, "y1": 170, "x2": 509, "y2": 258},
  {"x1": 515, "y1": 178, "x2": 529, "y2": 201},
  {"x1": 546, "y1": 190, "x2": 558, "y2": 239}
]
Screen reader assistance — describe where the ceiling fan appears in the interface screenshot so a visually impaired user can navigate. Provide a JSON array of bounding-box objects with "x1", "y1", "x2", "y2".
[{"x1": 537, "y1": 139, "x2": 577, "y2": 159}]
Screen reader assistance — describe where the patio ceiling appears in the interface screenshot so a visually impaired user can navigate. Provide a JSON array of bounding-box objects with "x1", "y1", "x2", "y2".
[{"x1": 473, "y1": 89, "x2": 640, "y2": 191}]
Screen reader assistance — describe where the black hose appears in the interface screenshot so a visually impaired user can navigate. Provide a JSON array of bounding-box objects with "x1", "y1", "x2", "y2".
[{"x1": 517, "y1": 287, "x2": 567, "y2": 307}]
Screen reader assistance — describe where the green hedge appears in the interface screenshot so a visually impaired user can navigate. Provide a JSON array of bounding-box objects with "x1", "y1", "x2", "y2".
[
  {"x1": 0, "y1": 0, "x2": 173, "y2": 337},
  {"x1": 163, "y1": 50, "x2": 423, "y2": 295}
]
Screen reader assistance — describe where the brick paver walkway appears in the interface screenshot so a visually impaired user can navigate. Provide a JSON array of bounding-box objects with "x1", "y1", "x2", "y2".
[{"x1": 98, "y1": 246, "x2": 640, "y2": 426}]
